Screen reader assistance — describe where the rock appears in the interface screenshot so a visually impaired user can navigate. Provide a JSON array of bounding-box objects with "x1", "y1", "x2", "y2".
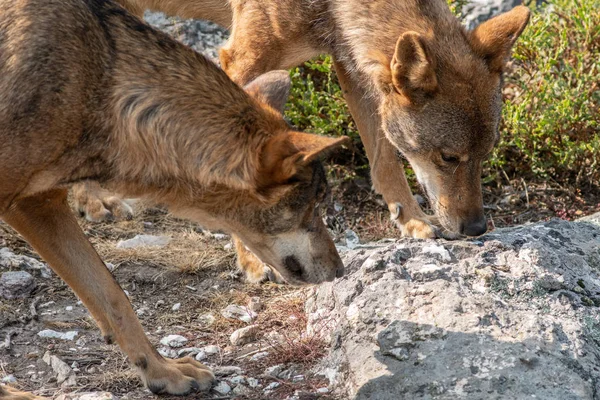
[
  {"x1": 37, "y1": 330, "x2": 78, "y2": 341},
  {"x1": 160, "y1": 334, "x2": 188, "y2": 348},
  {"x1": 158, "y1": 347, "x2": 178, "y2": 359},
  {"x1": 232, "y1": 384, "x2": 250, "y2": 395},
  {"x1": 247, "y1": 377, "x2": 260, "y2": 388},
  {"x1": 213, "y1": 381, "x2": 232, "y2": 395},
  {"x1": 264, "y1": 382, "x2": 281, "y2": 391},
  {"x1": 43, "y1": 351, "x2": 76, "y2": 387},
  {"x1": 221, "y1": 304, "x2": 257, "y2": 323},
  {"x1": 461, "y1": 0, "x2": 525, "y2": 29},
  {"x1": 213, "y1": 366, "x2": 243, "y2": 377},
  {"x1": 1, "y1": 375, "x2": 16, "y2": 383},
  {"x1": 345, "y1": 229, "x2": 360, "y2": 249},
  {"x1": 265, "y1": 365, "x2": 284, "y2": 377},
  {"x1": 171, "y1": 303, "x2": 181, "y2": 311},
  {"x1": 198, "y1": 313, "x2": 216, "y2": 326},
  {"x1": 230, "y1": 325, "x2": 260, "y2": 346},
  {"x1": 0, "y1": 271, "x2": 35, "y2": 299},
  {"x1": 250, "y1": 351, "x2": 269, "y2": 362},
  {"x1": 248, "y1": 297, "x2": 264, "y2": 313},
  {"x1": 0, "y1": 248, "x2": 51, "y2": 278},
  {"x1": 307, "y1": 216, "x2": 600, "y2": 399},
  {"x1": 177, "y1": 347, "x2": 203, "y2": 357},
  {"x1": 195, "y1": 345, "x2": 220, "y2": 361},
  {"x1": 116, "y1": 234, "x2": 170, "y2": 249},
  {"x1": 55, "y1": 393, "x2": 117, "y2": 400}
]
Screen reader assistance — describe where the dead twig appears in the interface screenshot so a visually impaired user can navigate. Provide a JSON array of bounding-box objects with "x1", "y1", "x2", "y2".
[{"x1": 30, "y1": 296, "x2": 41, "y2": 320}]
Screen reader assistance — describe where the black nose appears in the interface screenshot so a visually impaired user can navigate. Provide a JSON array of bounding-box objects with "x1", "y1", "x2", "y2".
[{"x1": 460, "y1": 216, "x2": 488, "y2": 237}]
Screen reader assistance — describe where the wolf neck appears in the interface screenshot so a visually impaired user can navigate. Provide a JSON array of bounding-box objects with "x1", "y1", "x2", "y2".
[
  {"x1": 107, "y1": 29, "x2": 271, "y2": 200},
  {"x1": 330, "y1": 0, "x2": 466, "y2": 95}
]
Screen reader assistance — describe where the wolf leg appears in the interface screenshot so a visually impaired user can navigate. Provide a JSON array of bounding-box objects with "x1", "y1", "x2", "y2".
[
  {"x1": 1, "y1": 189, "x2": 214, "y2": 395},
  {"x1": 333, "y1": 60, "x2": 438, "y2": 239}
]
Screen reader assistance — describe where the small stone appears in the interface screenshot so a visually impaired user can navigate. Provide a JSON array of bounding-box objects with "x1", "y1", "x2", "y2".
[
  {"x1": 55, "y1": 393, "x2": 117, "y2": 400},
  {"x1": 0, "y1": 271, "x2": 35, "y2": 299},
  {"x1": 177, "y1": 347, "x2": 203, "y2": 357},
  {"x1": 317, "y1": 387, "x2": 330, "y2": 393},
  {"x1": 345, "y1": 229, "x2": 360, "y2": 249},
  {"x1": 248, "y1": 297, "x2": 264, "y2": 313},
  {"x1": 160, "y1": 334, "x2": 188, "y2": 348},
  {"x1": 198, "y1": 313, "x2": 216, "y2": 326},
  {"x1": 38, "y1": 330, "x2": 78, "y2": 341},
  {"x1": 195, "y1": 345, "x2": 220, "y2": 361},
  {"x1": 194, "y1": 351, "x2": 207, "y2": 361},
  {"x1": 171, "y1": 303, "x2": 181, "y2": 311},
  {"x1": 265, "y1": 365, "x2": 284, "y2": 377},
  {"x1": 43, "y1": 351, "x2": 76, "y2": 386},
  {"x1": 158, "y1": 347, "x2": 178, "y2": 359},
  {"x1": 214, "y1": 381, "x2": 232, "y2": 395},
  {"x1": 213, "y1": 366, "x2": 243, "y2": 377},
  {"x1": 250, "y1": 351, "x2": 269, "y2": 362},
  {"x1": 221, "y1": 305, "x2": 257, "y2": 323},
  {"x1": 116, "y1": 235, "x2": 170, "y2": 249},
  {"x1": 65, "y1": 306, "x2": 74, "y2": 311},
  {"x1": 233, "y1": 384, "x2": 250, "y2": 395},
  {"x1": 230, "y1": 325, "x2": 260, "y2": 346},
  {"x1": 247, "y1": 377, "x2": 260, "y2": 388},
  {"x1": 0, "y1": 248, "x2": 51, "y2": 278},
  {"x1": 1, "y1": 375, "x2": 17, "y2": 383},
  {"x1": 292, "y1": 375, "x2": 304, "y2": 382},
  {"x1": 228, "y1": 375, "x2": 246, "y2": 385},
  {"x1": 264, "y1": 382, "x2": 281, "y2": 391}
]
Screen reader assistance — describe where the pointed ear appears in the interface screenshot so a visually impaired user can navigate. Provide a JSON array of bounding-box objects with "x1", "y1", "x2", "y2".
[
  {"x1": 244, "y1": 70, "x2": 291, "y2": 113},
  {"x1": 390, "y1": 31, "x2": 438, "y2": 101},
  {"x1": 260, "y1": 132, "x2": 349, "y2": 185},
  {"x1": 469, "y1": 5, "x2": 530, "y2": 72}
]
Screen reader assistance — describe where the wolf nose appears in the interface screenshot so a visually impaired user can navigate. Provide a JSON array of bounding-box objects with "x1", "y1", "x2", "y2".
[{"x1": 461, "y1": 216, "x2": 488, "y2": 237}]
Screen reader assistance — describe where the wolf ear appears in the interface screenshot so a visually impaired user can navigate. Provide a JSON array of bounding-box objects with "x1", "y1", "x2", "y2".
[
  {"x1": 244, "y1": 70, "x2": 291, "y2": 113},
  {"x1": 390, "y1": 32, "x2": 438, "y2": 101},
  {"x1": 260, "y1": 132, "x2": 349, "y2": 185},
  {"x1": 469, "y1": 6, "x2": 530, "y2": 73}
]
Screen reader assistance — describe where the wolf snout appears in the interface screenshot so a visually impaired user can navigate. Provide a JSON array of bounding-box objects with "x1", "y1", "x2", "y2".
[{"x1": 460, "y1": 215, "x2": 488, "y2": 237}]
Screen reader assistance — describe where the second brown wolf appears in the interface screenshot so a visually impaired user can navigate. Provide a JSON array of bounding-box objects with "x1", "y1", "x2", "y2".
[
  {"x1": 97, "y1": 0, "x2": 530, "y2": 282},
  {"x1": 0, "y1": 0, "x2": 346, "y2": 397}
]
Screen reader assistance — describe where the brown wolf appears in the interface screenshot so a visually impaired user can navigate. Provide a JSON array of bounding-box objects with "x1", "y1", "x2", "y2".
[
  {"x1": 76, "y1": 0, "x2": 530, "y2": 281},
  {"x1": 0, "y1": 0, "x2": 346, "y2": 396}
]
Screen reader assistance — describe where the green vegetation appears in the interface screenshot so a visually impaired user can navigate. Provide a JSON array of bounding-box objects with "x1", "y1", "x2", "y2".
[{"x1": 285, "y1": 0, "x2": 600, "y2": 192}]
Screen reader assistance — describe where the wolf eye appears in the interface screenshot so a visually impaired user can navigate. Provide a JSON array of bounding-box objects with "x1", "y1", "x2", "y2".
[{"x1": 441, "y1": 153, "x2": 459, "y2": 164}]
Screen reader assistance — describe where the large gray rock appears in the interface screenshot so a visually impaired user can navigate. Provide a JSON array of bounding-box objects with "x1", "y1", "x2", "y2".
[{"x1": 307, "y1": 215, "x2": 600, "y2": 399}]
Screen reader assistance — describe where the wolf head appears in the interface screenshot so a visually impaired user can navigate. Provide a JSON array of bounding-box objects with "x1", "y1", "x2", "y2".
[{"x1": 375, "y1": 6, "x2": 530, "y2": 236}]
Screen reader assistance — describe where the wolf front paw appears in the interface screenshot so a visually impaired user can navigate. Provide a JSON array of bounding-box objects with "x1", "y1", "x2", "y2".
[
  {"x1": 141, "y1": 357, "x2": 214, "y2": 395},
  {"x1": 72, "y1": 181, "x2": 133, "y2": 222},
  {"x1": 0, "y1": 386, "x2": 43, "y2": 400},
  {"x1": 233, "y1": 236, "x2": 285, "y2": 284},
  {"x1": 389, "y1": 202, "x2": 438, "y2": 239}
]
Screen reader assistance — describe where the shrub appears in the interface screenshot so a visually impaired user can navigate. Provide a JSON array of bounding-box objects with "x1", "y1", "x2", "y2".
[{"x1": 490, "y1": 0, "x2": 600, "y2": 190}]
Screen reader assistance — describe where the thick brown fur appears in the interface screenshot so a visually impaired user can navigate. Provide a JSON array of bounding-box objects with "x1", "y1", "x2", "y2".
[
  {"x1": 0, "y1": 0, "x2": 346, "y2": 397},
  {"x1": 105, "y1": 0, "x2": 530, "y2": 281}
]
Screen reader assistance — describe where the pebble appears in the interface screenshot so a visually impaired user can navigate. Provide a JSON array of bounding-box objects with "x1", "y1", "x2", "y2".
[
  {"x1": 1, "y1": 375, "x2": 16, "y2": 383},
  {"x1": 232, "y1": 384, "x2": 250, "y2": 395},
  {"x1": 171, "y1": 303, "x2": 181, "y2": 311},
  {"x1": 210, "y1": 233, "x2": 228, "y2": 241},
  {"x1": 345, "y1": 229, "x2": 360, "y2": 249},
  {"x1": 0, "y1": 271, "x2": 35, "y2": 299},
  {"x1": 160, "y1": 334, "x2": 188, "y2": 348},
  {"x1": 230, "y1": 325, "x2": 260, "y2": 346},
  {"x1": 65, "y1": 306, "x2": 73, "y2": 311},
  {"x1": 264, "y1": 382, "x2": 281, "y2": 391},
  {"x1": 195, "y1": 345, "x2": 220, "y2": 361},
  {"x1": 265, "y1": 365, "x2": 284, "y2": 377},
  {"x1": 228, "y1": 375, "x2": 246, "y2": 385},
  {"x1": 248, "y1": 297, "x2": 264, "y2": 313},
  {"x1": 43, "y1": 351, "x2": 76, "y2": 386},
  {"x1": 247, "y1": 377, "x2": 260, "y2": 388},
  {"x1": 0, "y1": 248, "x2": 52, "y2": 278},
  {"x1": 221, "y1": 305, "x2": 257, "y2": 323},
  {"x1": 158, "y1": 347, "x2": 178, "y2": 359},
  {"x1": 55, "y1": 393, "x2": 117, "y2": 400},
  {"x1": 250, "y1": 351, "x2": 269, "y2": 362},
  {"x1": 177, "y1": 347, "x2": 203, "y2": 357},
  {"x1": 116, "y1": 235, "x2": 170, "y2": 249},
  {"x1": 198, "y1": 313, "x2": 216, "y2": 326},
  {"x1": 213, "y1": 381, "x2": 232, "y2": 395},
  {"x1": 213, "y1": 366, "x2": 243, "y2": 377},
  {"x1": 317, "y1": 387, "x2": 330, "y2": 393},
  {"x1": 38, "y1": 330, "x2": 78, "y2": 341}
]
